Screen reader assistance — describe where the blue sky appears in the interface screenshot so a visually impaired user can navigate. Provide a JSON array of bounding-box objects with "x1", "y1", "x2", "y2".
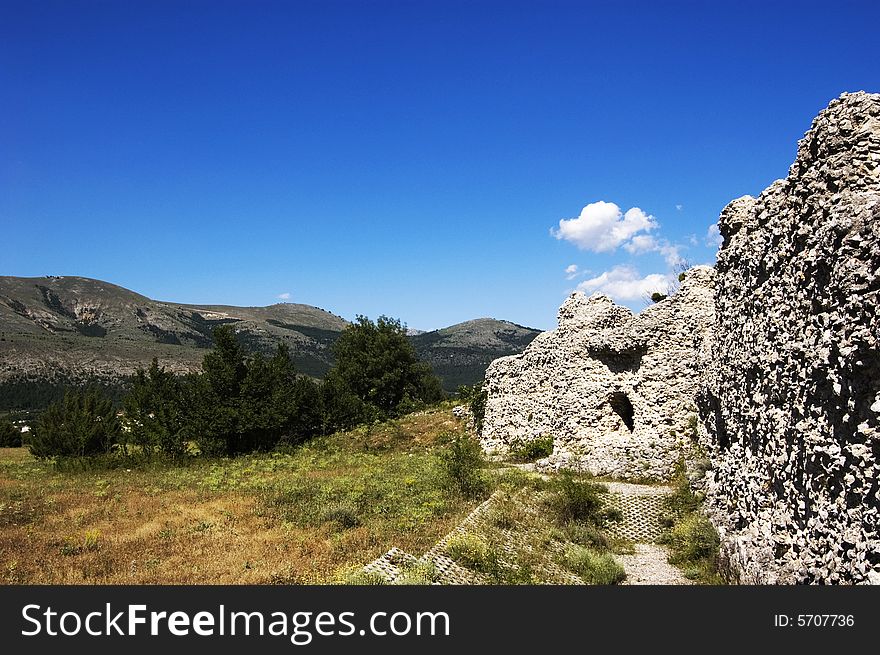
[{"x1": 2, "y1": 0, "x2": 878, "y2": 330}]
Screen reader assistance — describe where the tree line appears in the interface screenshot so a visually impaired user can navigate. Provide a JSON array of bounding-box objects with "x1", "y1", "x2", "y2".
[{"x1": 23, "y1": 316, "x2": 445, "y2": 459}]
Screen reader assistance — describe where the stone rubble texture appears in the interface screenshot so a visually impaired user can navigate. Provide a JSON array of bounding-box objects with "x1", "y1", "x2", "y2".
[
  {"x1": 480, "y1": 266, "x2": 716, "y2": 480},
  {"x1": 700, "y1": 91, "x2": 880, "y2": 584}
]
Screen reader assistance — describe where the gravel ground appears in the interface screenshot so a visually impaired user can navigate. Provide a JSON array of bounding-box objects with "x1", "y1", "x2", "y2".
[{"x1": 618, "y1": 544, "x2": 692, "y2": 585}]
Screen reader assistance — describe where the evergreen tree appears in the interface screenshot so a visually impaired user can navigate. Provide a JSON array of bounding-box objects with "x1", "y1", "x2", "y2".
[
  {"x1": 187, "y1": 325, "x2": 249, "y2": 456},
  {"x1": 123, "y1": 359, "x2": 186, "y2": 456},
  {"x1": 0, "y1": 418, "x2": 22, "y2": 447},
  {"x1": 239, "y1": 344, "x2": 299, "y2": 451},
  {"x1": 29, "y1": 387, "x2": 120, "y2": 458}
]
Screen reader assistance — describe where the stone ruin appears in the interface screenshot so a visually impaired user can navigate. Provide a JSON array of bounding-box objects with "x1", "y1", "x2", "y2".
[
  {"x1": 700, "y1": 91, "x2": 880, "y2": 584},
  {"x1": 481, "y1": 265, "x2": 716, "y2": 481},
  {"x1": 481, "y1": 91, "x2": 880, "y2": 584}
]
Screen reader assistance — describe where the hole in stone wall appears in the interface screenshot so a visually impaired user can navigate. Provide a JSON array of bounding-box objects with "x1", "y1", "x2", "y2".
[{"x1": 608, "y1": 392, "x2": 635, "y2": 432}]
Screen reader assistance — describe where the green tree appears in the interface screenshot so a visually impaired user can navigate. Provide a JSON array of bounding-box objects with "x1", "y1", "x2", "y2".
[
  {"x1": 186, "y1": 325, "x2": 249, "y2": 456},
  {"x1": 329, "y1": 315, "x2": 445, "y2": 417},
  {"x1": 123, "y1": 359, "x2": 186, "y2": 456},
  {"x1": 318, "y1": 376, "x2": 369, "y2": 435},
  {"x1": 0, "y1": 418, "x2": 22, "y2": 447},
  {"x1": 185, "y1": 328, "x2": 323, "y2": 455},
  {"x1": 29, "y1": 387, "x2": 120, "y2": 459},
  {"x1": 239, "y1": 344, "x2": 300, "y2": 451},
  {"x1": 283, "y1": 376, "x2": 325, "y2": 443}
]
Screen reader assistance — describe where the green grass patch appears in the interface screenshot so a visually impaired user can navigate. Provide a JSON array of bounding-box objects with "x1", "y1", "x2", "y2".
[
  {"x1": 561, "y1": 545, "x2": 626, "y2": 585},
  {"x1": 659, "y1": 461, "x2": 723, "y2": 584},
  {"x1": 543, "y1": 470, "x2": 622, "y2": 527},
  {"x1": 507, "y1": 435, "x2": 554, "y2": 462}
]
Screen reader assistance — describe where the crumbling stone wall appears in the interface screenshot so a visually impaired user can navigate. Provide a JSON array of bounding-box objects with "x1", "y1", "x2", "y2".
[
  {"x1": 481, "y1": 266, "x2": 715, "y2": 480},
  {"x1": 700, "y1": 92, "x2": 880, "y2": 584}
]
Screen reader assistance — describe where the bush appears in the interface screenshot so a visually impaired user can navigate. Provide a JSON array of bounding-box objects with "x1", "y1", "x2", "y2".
[
  {"x1": 29, "y1": 387, "x2": 120, "y2": 459},
  {"x1": 437, "y1": 432, "x2": 488, "y2": 499},
  {"x1": 444, "y1": 532, "x2": 534, "y2": 584},
  {"x1": 394, "y1": 561, "x2": 440, "y2": 585},
  {"x1": 562, "y1": 545, "x2": 626, "y2": 585},
  {"x1": 662, "y1": 514, "x2": 720, "y2": 566},
  {"x1": 0, "y1": 418, "x2": 22, "y2": 447},
  {"x1": 444, "y1": 533, "x2": 494, "y2": 570},
  {"x1": 561, "y1": 523, "x2": 611, "y2": 551},
  {"x1": 508, "y1": 434, "x2": 554, "y2": 462},
  {"x1": 544, "y1": 470, "x2": 621, "y2": 527}
]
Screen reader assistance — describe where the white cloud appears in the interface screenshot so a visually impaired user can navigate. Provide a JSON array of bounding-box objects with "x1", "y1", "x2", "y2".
[
  {"x1": 576, "y1": 266, "x2": 671, "y2": 302},
  {"x1": 675, "y1": 204, "x2": 683, "y2": 211},
  {"x1": 565, "y1": 264, "x2": 579, "y2": 280},
  {"x1": 623, "y1": 234, "x2": 684, "y2": 267},
  {"x1": 551, "y1": 201, "x2": 658, "y2": 252},
  {"x1": 277, "y1": 292, "x2": 291, "y2": 300},
  {"x1": 706, "y1": 223, "x2": 723, "y2": 248}
]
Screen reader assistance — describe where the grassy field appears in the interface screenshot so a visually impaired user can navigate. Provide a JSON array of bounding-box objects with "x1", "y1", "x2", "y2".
[{"x1": 0, "y1": 406, "x2": 486, "y2": 584}]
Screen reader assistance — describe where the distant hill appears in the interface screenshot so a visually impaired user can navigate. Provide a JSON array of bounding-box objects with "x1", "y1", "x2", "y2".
[
  {"x1": 0, "y1": 276, "x2": 540, "y2": 408},
  {"x1": 411, "y1": 318, "x2": 541, "y2": 391}
]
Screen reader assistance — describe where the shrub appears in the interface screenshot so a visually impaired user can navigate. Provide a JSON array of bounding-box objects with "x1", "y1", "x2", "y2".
[
  {"x1": 0, "y1": 418, "x2": 22, "y2": 447},
  {"x1": 29, "y1": 387, "x2": 120, "y2": 459},
  {"x1": 659, "y1": 459, "x2": 723, "y2": 584},
  {"x1": 544, "y1": 470, "x2": 621, "y2": 527},
  {"x1": 455, "y1": 383, "x2": 487, "y2": 434},
  {"x1": 342, "y1": 569, "x2": 387, "y2": 585},
  {"x1": 468, "y1": 384, "x2": 487, "y2": 435},
  {"x1": 444, "y1": 533, "x2": 492, "y2": 569},
  {"x1": 437, "y1": 432, "x2": 488, "y2": 498},
  {"x1": 662, "y1": 460, "x2": 702, "y2": 525},
  {"x1": 650, "y1": 292, "x2": 667, "y2": 303},
  {"x1": 662, "y1": 514, "x2": 720, "y2": 566},
  {"x1": 561, "y1": 523, "x2": 611, "y2": 551},
  {"x1": 393, "y1": 561, "x2": 440, "y2": 585},
  {"x1": 486, "y1": 492, "x2": 528, "y2": 529},
  {"x1": 562, "y1": 545, "x2": 626, "y2": 585},
  {"x1": 507, "y1": 434, "x2": 554, "y2": 462}
]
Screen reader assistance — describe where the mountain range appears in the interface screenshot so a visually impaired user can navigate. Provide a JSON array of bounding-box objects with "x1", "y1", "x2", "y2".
[{"x1": 0, "y1": 275, "x2": 540, "y2": 408}]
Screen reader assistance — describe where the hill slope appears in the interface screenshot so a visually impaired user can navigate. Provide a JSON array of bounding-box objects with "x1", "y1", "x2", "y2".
[
  {"x1": 0, "y1": 275, "x2": 347, "y2": 384},
  {"x1": 0, "y1": 276, "x2": 540, "y2": 406},
  {"x1": 411, "y1": 318, "x2": 541, "y2": 391}
]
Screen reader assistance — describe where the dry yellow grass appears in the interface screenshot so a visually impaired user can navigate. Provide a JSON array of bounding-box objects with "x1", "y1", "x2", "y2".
[{"x1": 0, "y1": 407, "x2": 478, "y2": 584}]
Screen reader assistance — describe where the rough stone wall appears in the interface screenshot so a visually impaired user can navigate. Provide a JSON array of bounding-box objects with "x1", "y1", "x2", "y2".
[
  {"x1": 700, "y1": 92, "x2": 880, "y2": 584},
  {"x1": 481, "y1": 266, "x2": 715, "y2": 480}
]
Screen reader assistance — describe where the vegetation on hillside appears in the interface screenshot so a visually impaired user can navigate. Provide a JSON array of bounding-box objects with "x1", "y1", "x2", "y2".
[
  {"x1": 438, "y1": 470, "x2": 629, "y2": 585},
  {"x1": 26, "y1": 317, "x2": 446, "y2": 461},
  {"x1": 0, "y1": 409, "x2": 493, "y2": 584}
]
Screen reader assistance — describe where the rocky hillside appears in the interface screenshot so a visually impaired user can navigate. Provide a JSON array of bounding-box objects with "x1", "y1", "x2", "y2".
[
  {"x1": 411, "y1": 318, "x2": 541, "y2": 392},
  {"x1": 0, "y1": 276, "x2": 538, "y2": 407}
]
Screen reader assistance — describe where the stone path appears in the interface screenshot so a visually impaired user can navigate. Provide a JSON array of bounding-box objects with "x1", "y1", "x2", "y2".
[{"x1": 617, "y1": 544, "x2": 691, "y2": 585}]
